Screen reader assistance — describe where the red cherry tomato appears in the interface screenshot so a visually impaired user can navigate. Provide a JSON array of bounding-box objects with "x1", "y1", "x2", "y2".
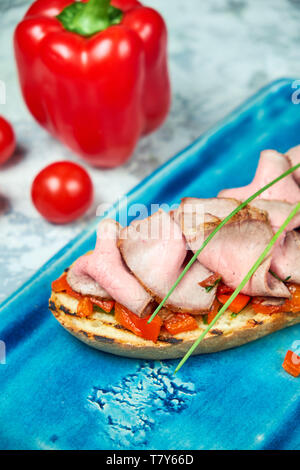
[
  {"x1": 0, "y1": 116, "x2": 16, "y2": 165},
  {"x1": 31, "y1": 161, "x2": 93, "y2": 224}
]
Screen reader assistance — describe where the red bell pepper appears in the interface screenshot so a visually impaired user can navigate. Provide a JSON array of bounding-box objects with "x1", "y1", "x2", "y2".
[
  {"x1": 77, "y1": 296, "x2": 94, "y2": 317},
  {"x1": 52, "y1": 273, "x2": 115, "y2": 312},
  {"x1": 217, "y1": 292, "x2": 250, "y2": 314},
  {"x1": 52, "y1": 272, "x2": 82, "y2": 299},
  {"x1": 14, "y1": 0, "x2": 170, "y2": 167},
  {"x1": 115, "y1": 302, "x2": 162, "y2": 342},
  {"x1": 207, "y1": 299, "x2": 220, "y2": 324},
  {"x1": 251, "y1": 298, "x2": 282, "y2": 315},
  {"x1": 89, "y1": 296, "x2": 115, "y2": 313},
  {"x1": 282, "y1": 350, "x2": 300, "y2": 377},
  {"x1": 164, "y1": 313, "x2": 198, "y2": 336}
]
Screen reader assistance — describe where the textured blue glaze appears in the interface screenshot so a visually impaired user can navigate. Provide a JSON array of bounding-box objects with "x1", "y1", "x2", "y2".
[
  {"x1": 1, "y1": 79, "x2": 300, "y2": 450},
  {"x1": 88, "y1": 362, "x2": 196, "y2": 448}
]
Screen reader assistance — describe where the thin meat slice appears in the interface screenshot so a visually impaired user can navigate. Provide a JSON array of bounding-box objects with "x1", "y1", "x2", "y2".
[
  {"x1": 286, "y1": 144, "x2": 300, "y2": 184},
  {"x1": 271, "y1": 231, "x2": 300, "y2": 284},
  {"x1": 67, "y1": 261, "x2": 112, "y2": 299},
  {"x1": 180, "y1": 197, "x2": 240, "y2": 219},
  {"x1": 250, "y1": 199, "x2": 300, "y2": 233},
  {"x1": 119, "y1": 210, "x2": 216, "y2": 314},
  {"x1": 179, "y1": 200, "x2": 290, "y2": 298},
  {"x1": 68, "y1": 219, "x2": 155, "y2": 317},
  {"x1": 250, "y1": 199, "x2": 300, "y2": 283},
  {"x1": 219, "y1": 150, "x2": 300, "y2": 203},
  {"x1": 173, "y1": 197, "x2": 240, "y2": 233}
]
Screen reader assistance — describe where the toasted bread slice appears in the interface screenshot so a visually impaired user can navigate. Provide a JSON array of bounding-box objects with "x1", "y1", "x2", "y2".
[{"x1": 49, "y1": 290, "x2": 300, "y2": 359}]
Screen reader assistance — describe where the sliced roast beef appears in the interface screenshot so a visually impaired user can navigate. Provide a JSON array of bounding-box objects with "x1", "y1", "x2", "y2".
[
  {"x1": 250, "y1": 199, "x2": 300, "y2": 233},
  {"x1": 219, "y1": 150, "x2": 300, "y2": 203},
  {"x1": 173, "y1": 197, "x2": 240, "y2": 234},
  {"x1": 250, "y1": 199, "x2": 300, "y2": 283},
  {"x1": 67, "y1": 261, "x2": 112, "y2": 299},
  {"x1": 68, "y1": 219, "x2": 155, "y2": 317},
  {"x1": 180, "y1": 197, "x2": 240, "y2": 219},
  {"x1": 119, "y1": 210, "x2": 216, "y2": 314},
  {"x1": 271, "y1": 230, "x2": 300, "y2": 284},
  {"x1": 178, "y1": 200, "x2": 291, "y2": 298},
  {"x1": 286, "y1": 144, "x2": 300, "y2": 184}
]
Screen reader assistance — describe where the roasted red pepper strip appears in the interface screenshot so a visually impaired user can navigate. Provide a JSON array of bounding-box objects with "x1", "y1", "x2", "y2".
[
  {"x1": 90, "y1": 297, "x2": 115, "y2": 313},
  {"x1": 164, "y1": 313, "x2": 198, "y2": 335},
  {"x1": 52, "y1": 273, "x2": 82, "y2": 300},
  {"x1": 217, "y1": 293, "x2": 250, "y2": 314},
  {"x1": 207, "y1": 299, "x2": 220, "y2": 324},
  {"x1": 51, "y1": 273, "x2": 69, "y2": 293},
  {"x1": 52, "y1": 273, "x2": 115, "y2": 311},
  {"x1": 251, "y1": 298, "x2": 282, "y2": 315},
  {"x1": 77, "y1": 297, "x2": 94, "y2": 318},
  {"x1": 217, "y1": 283, "x2": 234, "y2": 295},
  {"x1": 282, "y1": 350, "x2": 300, "y2": 377},
  {"x1": 282, "y1": 283, "x2": 300, "y2": 313},
  {"x1": 199, "y1": 273, "x2": 221, "y2": 289},
  {"x1": 14, "y1": 0, "x2": 170, "y2": 167},
  {"x1": 52, "y1": 274, "x2": 93, "y2": 316},
  {"x1": 115, "y1": 302, "x2": 162, "y2": 342},
  {"x1": 251, "y1": 283, "x2": 300, "y2": 315}
]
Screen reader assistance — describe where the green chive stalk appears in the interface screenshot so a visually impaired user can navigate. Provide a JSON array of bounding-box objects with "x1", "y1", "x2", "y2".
[{"x1": 175, "y1": 201, "x2": 300, "y2": 373}]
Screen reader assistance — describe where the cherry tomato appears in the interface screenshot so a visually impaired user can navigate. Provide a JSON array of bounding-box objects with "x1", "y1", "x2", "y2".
[
  {"x1": 0, "y1": 116, "x2": 16, "y2": 165},
  {"x1": 31, "y1": 161, "x2": 93, "y2": 224}
]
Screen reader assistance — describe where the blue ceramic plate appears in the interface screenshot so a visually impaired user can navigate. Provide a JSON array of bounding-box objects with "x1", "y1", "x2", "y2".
[{"x1": 1, "y1": 78, "x2": 300, "y2": 450}]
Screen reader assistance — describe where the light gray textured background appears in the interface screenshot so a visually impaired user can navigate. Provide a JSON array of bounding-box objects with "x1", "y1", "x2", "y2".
[{"x1": 1, "y1": 0, "x2": 300, "y2": 303}]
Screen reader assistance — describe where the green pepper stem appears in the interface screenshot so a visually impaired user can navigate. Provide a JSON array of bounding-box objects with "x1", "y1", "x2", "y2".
[
  {"x1": 71, "y1": 0, "x2": 110, "y2": 36},
  {"x1": 57, "y1": 0, "x2": 123, "y2": 37}
]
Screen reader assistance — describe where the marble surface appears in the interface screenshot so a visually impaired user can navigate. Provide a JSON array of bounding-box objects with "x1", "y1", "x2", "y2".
[{"x1": 1, "y1": 0, "x2": 300, "y2": 303}]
